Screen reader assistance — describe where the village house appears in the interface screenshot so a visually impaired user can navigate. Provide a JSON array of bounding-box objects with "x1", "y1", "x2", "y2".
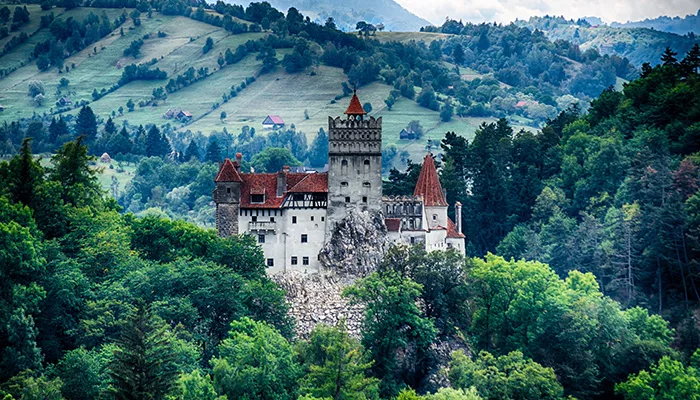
[
  {"x1": 214, "y1": 91, "x2": 465, "y2": 274},
  {"x1": 262, "y1": 115, "x2": 285, "y2": 129}
]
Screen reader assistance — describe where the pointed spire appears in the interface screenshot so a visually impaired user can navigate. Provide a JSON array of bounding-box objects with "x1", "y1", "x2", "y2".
[
  {"x1": 344, "y1": 88, "x2": 367, "y2": 115},
  {"x1": 413, "y1": 153, "x2": 447, "y2": 206},
  {"x1": 214, "y1": 158, "x2": 243, "y2": 182}
]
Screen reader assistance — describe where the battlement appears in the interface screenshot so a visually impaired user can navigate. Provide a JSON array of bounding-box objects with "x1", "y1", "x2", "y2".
[{"x1": 328, "y1": 116, "x2": 382, "y2": 130}]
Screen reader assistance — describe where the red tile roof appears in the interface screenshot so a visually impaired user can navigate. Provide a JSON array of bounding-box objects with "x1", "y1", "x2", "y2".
[
  {"x1": 414, "y1": 153, "x2": 447, "y2": 207},
  {"x1": 214, "y1": 158, "x2": 243, "y2": 182},
  {"x1": 447, "y1": 218, "x2": 465, "y2": 238},
  {"x1": 287, "y1": 174, "x2": 328, "y2": 193},
  {"x1": 264, "y1": 115, "x2": 285, "y2": 125},
  {"x1": 238, "y1": 172, "x2": 329, "y2": 208},
  {"x1": 385, "y1": 218, "x2": 401, "y2": 232},
  {"x1": 344, "y1": 91, "x2": 366, "y2": 115}
]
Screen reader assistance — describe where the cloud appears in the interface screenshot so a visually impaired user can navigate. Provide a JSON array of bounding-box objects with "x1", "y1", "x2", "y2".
[{"x1": 394, "y1": 0, "x2": 700, "y2": 25}]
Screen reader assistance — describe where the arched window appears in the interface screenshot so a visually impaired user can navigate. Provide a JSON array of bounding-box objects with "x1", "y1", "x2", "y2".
[
  {"x1": 363, "y1": 159, "x2": 370, "y2": 173},
  {"x1": 363, "y1": 182, "x2": 371, "y2": 188},
  {"x1": 341, "y1": 159, "x2": 348, "y2": 175}
]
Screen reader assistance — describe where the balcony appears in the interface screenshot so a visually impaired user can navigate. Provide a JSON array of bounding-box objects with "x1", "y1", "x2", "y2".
[{"x1": 248, "y1": 221, "x2": 277, "y2": 232}]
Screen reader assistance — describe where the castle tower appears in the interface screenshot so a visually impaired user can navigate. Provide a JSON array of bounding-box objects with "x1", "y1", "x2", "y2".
[
  {"x1": 414, "y1": 153, "x2": 448, "y2": 230},
  {"x1": 326, "y1": 90, "x2": 383, "y2": 239},
  {"x1": 213, "y1": 156, "x2": 243, "y2": 237}
]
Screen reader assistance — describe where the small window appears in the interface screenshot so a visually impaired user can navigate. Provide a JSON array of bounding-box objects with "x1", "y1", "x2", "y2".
[
  {"x1": 345, "y1": 196, "x2": 350, "y2": 203},
  {"x1": 341, "y1": 181, "x2": 349, "y2": 187},
  {"x1": 252, "y1": 216, "x2": 257, "y2": 222},
  {"x1": 363, "y1": 159, "x2": 370, "y2": 173},
  {"x1": 362, "y1": 196, "x2": 367, "y2": 203},
  {"x1": 251, "y1": 194, "x2": 264, "y2": 203},
  {"x1": 321, "y1": 216, "x2": 325, "y2": 221},
  {"x1": 301, "y1": 234, "x2": 308, "y2": 243},
  {"x1": 292, "y1": 216, "x2": 297, "y2": 224},
  {"x1": 227, "y1": 187, "x2": 231, "y2": 193},
  {"x1": 291, "y1": 256, "x2": 298, "y2": 265},
  {"x1": 363, "y1": 182, "x2": 371, "y2": 188},
  {"x1": 432, "y1": 214, "x2": 437, "y2": 221},
  {"x1": 311, "y1": 216, "x2": 314, "y2": 221},
  {"x1": 410, "y1": 237, "x2": 416, "y2": 244},
  {"x1": 266, "y1": 258, "x2": 274, "y2": 267},
  {"x1": 270, "y1": 217, "x2": 275, "y2": 222},
  {"x1": 303, "y1": 256, "x2": 309, "y2": 265},
  {"x1": 258, "y1": 234, "x2": 265, "y2": 243}
]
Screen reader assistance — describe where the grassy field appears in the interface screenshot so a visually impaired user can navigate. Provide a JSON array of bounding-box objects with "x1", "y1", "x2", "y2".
[{"x1": 374, "y1": 31, "x2": 453, "y2": 44}]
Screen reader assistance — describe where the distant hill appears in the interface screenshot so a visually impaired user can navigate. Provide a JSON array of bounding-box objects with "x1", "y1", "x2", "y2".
[
  {"x1": 517, "y1": 16, "x2": 700, "y2": 67},
  {"x1": 611, "y1": 10, "x2": 700, "y2": 35},
  {"x1": 249, "y1": 0, "x2": 431, "y2": 31}
]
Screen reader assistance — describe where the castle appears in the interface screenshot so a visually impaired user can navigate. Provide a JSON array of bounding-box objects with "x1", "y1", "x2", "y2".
[{"x1": 213, "y1": 91, "x2": 465, "y2": 273}]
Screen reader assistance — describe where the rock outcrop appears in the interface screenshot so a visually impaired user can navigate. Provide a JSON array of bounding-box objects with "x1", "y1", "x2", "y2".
[
  {"x1": 272, "y1": 272, "x2": 364, "y2": 338},
  {"x1": 318, "y1": 208, "x2": 390, "y2": 276}
]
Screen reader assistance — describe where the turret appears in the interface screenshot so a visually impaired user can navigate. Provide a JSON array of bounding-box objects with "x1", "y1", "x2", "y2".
[{"x1": 214, "y1": 157, "x2": 243, "y2": 237}]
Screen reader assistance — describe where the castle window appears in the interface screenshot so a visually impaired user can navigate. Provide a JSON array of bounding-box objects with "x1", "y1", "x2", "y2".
[
  {"x1": 227, "y1": 187, "x2": 231, "y2": 193},
  {"x1": 258, "y1": 234, "x2": 265, "y2": 243},
  {"x1": 363, "y1": 159, "x2": 370, "y2": 173},
  {"x1": 321, "y1": 216, "x2": 325, "y2": 221},
  {"x1": 311, "y1": 216, "x2": 314, "y2": 221},
  {"x1": 251, "y1": 194, "x2": 264, "y2": 203},
  {"x1": 363, "y1": 182, "x2": 371, "y2": 188},
  {"x1": 433, "y1": 214, "x2": 437, "y2": 221},
  {"x1": 341, "y1": 182, "x2": 349, "y2": 187},
  {"x1": 291, "y1": 256, "x2": 298, "y2": 265},
  {"x1": 270, "y1": 217, "x2": 275, "y2": 222},
  {"x1": 362, "y1": 196, "x2": 367, "y2": 203},
  {"x1": 410, "y1": 237, "x2": 415, "y2": 244},
  {"x1": 267, "y1": 258, "x2": 274, "y2": 267},
  {"x1": 292, "y1": 216, "x2": 297, "y2": 224},
  {"x1": 341, "y1": 160, "x2": 348, "y2": 175},
  {"x1": 301, "y1": 234, "x2": 308, "y2": 243},
  {"x1": 303, "y1": 256, "x2": 309, "y2": 265},
  {"x1": 252, "y1": 216, "x2": 257, "y2": 222},
  {"x1": 345, "y1": 197, "x2": 350, "y2": 203}
]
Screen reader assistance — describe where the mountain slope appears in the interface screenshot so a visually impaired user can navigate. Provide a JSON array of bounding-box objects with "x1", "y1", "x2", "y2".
[
  {"x1": 611, "y1": 10, "x2": 700, "y2": 35},
  {"x1": 254, "y1": 0, "x2": 430, "y2": 31},
  {"x1": 517, "y1": 16, "x2": 700, "y2": 67}
]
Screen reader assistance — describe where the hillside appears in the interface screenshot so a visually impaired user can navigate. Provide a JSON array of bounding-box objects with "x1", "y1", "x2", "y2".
[
  {"x1": 251, "y1": 0, "x2": 431, "y2": 31},
  {"x1": 517, "y1": 16, "x2": 700, "y2": 67},
  {"x1": 611, "y1": 9, "x2": 700, "y2": 35}
]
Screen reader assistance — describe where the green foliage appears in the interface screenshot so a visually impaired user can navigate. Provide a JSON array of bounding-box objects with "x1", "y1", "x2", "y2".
[
  {"x1": 107, "y1": 303, "x2": 179, "y2": 399},
  {"x1": 250, "y1": 147, "x2": 302, "y2": 173},
  {"x1": 55, "y1": 346, "x2": 112, "y2": 399},
  {"x1": 344, "y1": 270, "x2": 437, "y2": 397},
  {"x1": 212, "y1": 317, "x2": 300, "y2": 400},
  {"x1": 615, "y1": 351, "x2": 700, "y2": 400},
  {"x1": 298, "y1": 323, "x2": 379, "y2": 400},
  {"x1": 174, "y1": 370, "x2": 224, "y2": 400},
  {"x1": 448, "y1": 350, "x2": 564, "y2": 400}
]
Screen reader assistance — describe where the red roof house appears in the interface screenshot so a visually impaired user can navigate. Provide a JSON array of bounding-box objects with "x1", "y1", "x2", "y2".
[{"x1": 262, "y1": 115, "x2": 285, "y2": 128}]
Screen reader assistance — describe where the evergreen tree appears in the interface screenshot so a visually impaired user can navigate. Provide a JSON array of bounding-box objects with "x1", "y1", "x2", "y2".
[
  {"x1": 49, "y1": 136, "x2": 102, "y2": 207},
  {"x1": 184, "y1": 140, "x2": 201, "y2": 162},
  {"x1": 49, "y1": 116, "x2": 70, "y2": 144},
  {"x1": 452, "y1": 43, "x2": 465, "y2": 65},
  {"x1": 205, "y1": 140, "x2": 222, "y2": 163},
  {"x1": 104, "y1": 117, "x2": 117, "y2": 136},
  {"x1": 109, "y1": 127, "x2": 133, "y2": 155},
  {"x1": 5, "y1": 138, "x2": 44, "y2": 206},
  {"x1": 307, "y1": 129, "x2": 328, "y2": 168},
  {"x1": 107, "y1": 303, "x2": 179, "y2": 400},
  {"x1": 145, "y1": 126, "x2": 170, "y2": 158},
  {"x1": 75, "y1": 106, "x2": 98, "y2": 142},
  {"x1": 1, "y1": 308, "x2": 44, "y2": 379},
  {"x1": 660, "y1": 47, "x2": 678, "y2": 66}
]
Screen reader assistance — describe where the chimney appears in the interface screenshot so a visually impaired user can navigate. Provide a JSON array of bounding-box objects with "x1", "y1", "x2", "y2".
[
  {"x1": 235, "y1": 152, "x2": 242, "y2": 171},
  {"x1": 455, "y1": 201, "x2": 462, "y2": 234},
  {"x1": 277, "y1": 167, "x2": 288, "y2": 197}
]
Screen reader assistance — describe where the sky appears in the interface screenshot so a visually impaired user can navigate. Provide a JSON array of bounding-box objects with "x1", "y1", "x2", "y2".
[{"x1": 393, "y1": 0, "x2": 700, "y2": 25}]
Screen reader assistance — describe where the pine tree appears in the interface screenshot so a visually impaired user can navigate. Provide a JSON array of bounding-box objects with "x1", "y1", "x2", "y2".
[
  {"x1": 660, "y1": 47, "x2": 678, "y2": 66},
  {"x1": 145, "y1": 126, "x2": 170, "y2": 158},
  {"x1": 108, "y1": 304, "x2": 179, "y2": 400},
  {"x1": 184, "y1": 140, "x2": 201, "y2": 161},
  {"x1": 48, "y1": 116, "x2": 70, "y2": 144},
  {"x1": 75, "y1": 106, "x2": 98, "y2": 142},
  {"x1": 6, "y1": 138, "x2": 44, "y2": 206},
  {"x1": 204, "y1": 139, "x2": 222, "y2": 163},
  {"x1": 1, "y1": 308, "x2": 44, "y2": 379},
  {"x1": 452, "y1": 43, "x2": 465, "y2": 65},
  {"x1": 681, "y1": 43, "x2": 700, "y2": 75},
  {"x1": 104, "y1": 117, "x2": 117, "y2": 136},
  {"x1": 308, "y1": 128, "x2": 328, "y2": 168},
  {"x1": 49, "y1": 136, "x2": 102, "y2": 207}
]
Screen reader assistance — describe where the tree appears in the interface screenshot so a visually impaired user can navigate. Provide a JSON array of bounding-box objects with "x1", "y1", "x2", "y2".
[
  {"x1": 615, "y1": 351, "x2": 700, "y2": 400},
  {"x1": 49, "y1": 116, "x2": 70, "y2": 143},
  {"x1": 203, "y1": 37, "x2": 214, "y2": 54},
  {"x1": 211, "y1": 317, "x2": 300, "y2": 400},
  {"x1": 220, "y1": 111, "x2": 227, "y2": 121},
  {"x1": 449, "y1": 350, "x2": 564, "y2": 400},
  {"x1": 145, "y1": 125, "x2": 171, "y2": 158},
  {"x1": 363, "y1": 102, "x2": 372, "y2": 113},
  {"x1": 27, "y1": 81, "x2": 45, "y2": 97},
  {"x1": 175, "y1": 370, "x2": 223, "y2": 400},
  {"x1": 107, "y1": 303, "x2": 179, "y2": 399},
  {"x1": 205, "y1": 140, "x2": 222, "y2": 163},
  {"x1": 56, "y1": 346, "x2": 112, "y2": 400},
  {"x1": 250, "y1": 147, "x2": 301, "y2": 173},
  {"x1": 75, "y1": 106, "x2": 98, "y2": 142},
  {"x1": 298, "y1": 323, "x2": 379, "y2": 400},
  {"x1": 104, "y1": 117, "x2": 117, "y2": 136},
  {"x1": 417, "y1": 85, "x2": 439, "y2": 111},
  {"x1": 126, "y1": 99, "x2": 135, "y2": 112},
  {"x1": 184, "y1": 140, "x2": 201, "y2": 162},
  {"x1": 308, "y1": 129, "x2": 328, "y2": 168},
  {"x1": 217, "y1": 53, "x2": 225, "y2": 68},
  {"x1": 660, "y1": 46, "x2": 678, "y2": 66},
  {"x1": 49, "y1": 136, "x2": 103, "y2": 207},
  {"x1": 4, "y1": 138, "x2": 44, "y2": 206},
  {"x1": 343, "y1": 271, "x2": 437, "y2": 397},
  {"x1": 1, "y1": 308, "x2": 44, "y2": 378},
  {"x1": 440, "y1": 99, "x2": 454, "y2": 122},
  {"x1": 452, "y1": 43, "x2": 465, "y2": 65}
]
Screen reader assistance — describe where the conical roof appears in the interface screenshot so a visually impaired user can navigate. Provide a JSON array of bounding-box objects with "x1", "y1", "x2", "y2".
[
  {"x1": 214, "y1": 158, "x2": 243, "y2": 182},
  {"x1": 344, "y1": 90, "x2": 366, "y2": 115},
  {"x1": 413, "y1": 153, "x2": 448, "y2": 206}
]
